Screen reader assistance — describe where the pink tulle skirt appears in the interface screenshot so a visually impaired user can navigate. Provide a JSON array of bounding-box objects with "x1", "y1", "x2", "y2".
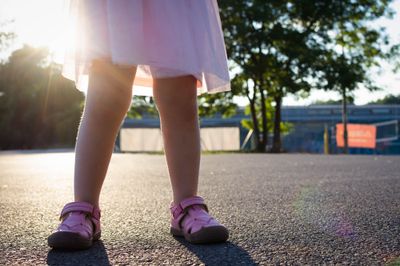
[{"x1": 61, "y1": 0, "x2": 231, "y2": 96}]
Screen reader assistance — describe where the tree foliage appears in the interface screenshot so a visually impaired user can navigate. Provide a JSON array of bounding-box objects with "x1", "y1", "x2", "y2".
[
  {"x1": 0, "y1": 45, "x2": 84, "y2": 149},
  {"x1": 198, "y1": 90, "x2": 238, "y2": 118},
  {"x1": 127, "y1": 96, "x2": 158, "y2": 119},
  {"x1": 0, "y1": 20, "x2": 16, "y2": 54},
  {"x1": 368, "y1": 93, "x2": 400, "y2": 104},
  {"x1": 311, "y1": 97, "x2": 355, "y2": 105}
]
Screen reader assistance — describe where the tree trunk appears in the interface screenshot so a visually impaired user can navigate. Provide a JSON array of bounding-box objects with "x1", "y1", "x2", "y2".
[
  {"x1": 342, "y1": 87, "x2": 349, "y2": 154},
  {"x1": 250, "y1": 99, "x2": 263, "y2": 152},
  {"x1": 259, "y1": 85, "x2": 267, "y2": 152},
  {"x1": 271, "y1": 95, "x2": 282, "y2": 153},
  {"x1": 245, "y1": 85, "x2": 262, "y2": 152}
]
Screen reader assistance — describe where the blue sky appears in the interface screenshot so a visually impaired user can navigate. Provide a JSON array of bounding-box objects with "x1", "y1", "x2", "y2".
[{"x1": 0, "y1": 0, "x2": 399, "y2": 106}]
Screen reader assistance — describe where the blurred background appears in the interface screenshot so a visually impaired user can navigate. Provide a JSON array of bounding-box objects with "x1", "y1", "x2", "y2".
[{"x1": 0, "y1": 0, "x2": 399, "y2": 154}]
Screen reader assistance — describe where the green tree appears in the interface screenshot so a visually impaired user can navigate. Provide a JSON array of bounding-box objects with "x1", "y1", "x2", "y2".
[
  {"x1": 219, "y1": 0, "x2": 394, "y2": 153},
  {"x1": 368, "y1": 94, "x2": 400, "y2": 104},
  {"x1": 311, "y1": 97, "x2": 355, "y2": 105},
  {"x1": 219, "y1": 1, "x2": 326, "y2": 152},
  {"x1": 0, "y1": 45, "x2": 84, "y2": 149}
]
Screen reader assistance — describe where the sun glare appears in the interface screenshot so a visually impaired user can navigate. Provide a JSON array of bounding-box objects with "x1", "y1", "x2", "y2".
[{"x1": 0, "y1": 0, "x2": 72, "y2": 63}]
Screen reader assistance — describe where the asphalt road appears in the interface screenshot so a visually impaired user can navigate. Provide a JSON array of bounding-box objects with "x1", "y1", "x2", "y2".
[{"x1": 0, "y1": 150, "x2": 399, "y2": 265}]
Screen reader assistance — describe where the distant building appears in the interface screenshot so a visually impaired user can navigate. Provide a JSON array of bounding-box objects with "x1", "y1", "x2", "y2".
[{"x1": 117, "y1": 105, "x2": 400, "y2": 155}]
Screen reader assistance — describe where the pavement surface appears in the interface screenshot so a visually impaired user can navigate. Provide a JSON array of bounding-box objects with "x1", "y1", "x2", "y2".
[{"x1": 0, "y1": 150, "x2": 399, "y2": 265}]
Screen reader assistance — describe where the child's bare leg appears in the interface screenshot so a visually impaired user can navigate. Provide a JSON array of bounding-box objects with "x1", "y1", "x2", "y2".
[
  {"x1": 74, "y1": 60, "x2": 137, "y2": 206},
  {"x1": 152, "y1": 75, "x2": 200, "y2": 204}
]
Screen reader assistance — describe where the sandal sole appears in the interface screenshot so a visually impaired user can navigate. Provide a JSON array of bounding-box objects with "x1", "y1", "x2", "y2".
[
  {"x1": 170, "y1": 226, "x2": 229, "y2": 244},
  {"x1": 48, "y1": 231, "x2": 101, "y2": 250}
]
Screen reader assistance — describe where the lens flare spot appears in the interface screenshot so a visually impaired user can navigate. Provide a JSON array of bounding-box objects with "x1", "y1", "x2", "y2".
[{"x1": 292, "y1": 185, "x2": 356, "y2": 239}]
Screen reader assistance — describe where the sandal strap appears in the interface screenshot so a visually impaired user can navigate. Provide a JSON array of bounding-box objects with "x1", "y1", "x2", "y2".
[
  {"x1": 170, "y1": 196, "x2": 209, "y2": 229},
  {"x1": 60, "y1": 201, "x2": 101, "y2": 221}
]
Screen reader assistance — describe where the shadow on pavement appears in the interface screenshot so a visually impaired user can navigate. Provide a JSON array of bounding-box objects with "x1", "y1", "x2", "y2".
[
  {"x1": 46, "y1": 240, "x2": 110, "y2": 266},
  {"x1": 174, "y1": 237, "x2": 257, "y2": 265}
]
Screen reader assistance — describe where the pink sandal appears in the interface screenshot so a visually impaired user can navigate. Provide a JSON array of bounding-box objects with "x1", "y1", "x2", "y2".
[
  {"x1": 170, "y1": 196, "x2": 229, "y2": 244},
  {"x1": 47, "y1": 201, "x2": 101, "y2": 249}
]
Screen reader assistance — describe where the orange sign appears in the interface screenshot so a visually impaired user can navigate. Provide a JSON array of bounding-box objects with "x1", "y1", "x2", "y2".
[{"x1": 336, "y1": 124, "x2": 376, "y2": 149}]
